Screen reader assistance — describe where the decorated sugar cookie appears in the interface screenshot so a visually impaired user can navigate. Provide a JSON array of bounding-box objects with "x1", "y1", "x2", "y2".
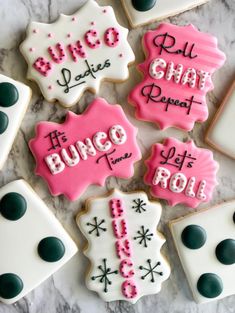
[
  {"x1": 145, "y1": 137, "x2": 218, "y2": 208},
  {"x1": 122, "y1": 0, "x2": 210, "y2": 28},
  {"x1": 29, "y1": 98, "x2": 141, "y2": 201},
  {"x1": 170, "y1": 201, "x2": 235, "y2": 303},
  {"x1": 129, "y1": 23, "x2": 226, "y2": 131},
  {"x1": 20, "y1": 0, "x2": 135, "y2": 107},
  {"x1": 77, "y1": 189, "x2": 171, "y2": 303},
  {"x1": 206, "y1": 80, "x2": 235, "y2": 159},
  {"x1": 0, "y1": 179, "x2": 77, "y2": 304},
  {"x1": 0, "y1": 74, "x2": 31, "y2": 170}
]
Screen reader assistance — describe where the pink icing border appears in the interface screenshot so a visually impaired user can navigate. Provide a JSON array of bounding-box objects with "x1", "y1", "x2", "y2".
[
  {"x1": 29, "y1": 98, "x2": 141, "y2": 200},
  {"x1": 129, "y1": 23, "x2": 226, "y2": 131},
  {"x1": 144, "y1": 137, "x2": 219, "y2": 208}
]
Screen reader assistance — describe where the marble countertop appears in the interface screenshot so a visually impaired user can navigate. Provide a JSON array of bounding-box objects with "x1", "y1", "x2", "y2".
[{"x1": 0, "y1": 0, "x2": 234, "y2": 312}]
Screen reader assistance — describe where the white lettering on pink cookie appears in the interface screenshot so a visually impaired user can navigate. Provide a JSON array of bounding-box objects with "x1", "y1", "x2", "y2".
[
  {"x1": 153, "y1": 167, "x2": 207, "y2": 200},
  {"x1": 129, "y1": 23, "x2": 226, "y2": 131},
  {"x1": 149, "y1": 58, "x2": 209, "y2": 90},
  {"x1": 44, "y1": 125, "x2": 127, "y2": 175},
  {"x1": 29, "y1": 98, "x2": 141, "y2": 201},
  {"x1": 145, "y1": 137, "x2": 218, "y2": 208}
]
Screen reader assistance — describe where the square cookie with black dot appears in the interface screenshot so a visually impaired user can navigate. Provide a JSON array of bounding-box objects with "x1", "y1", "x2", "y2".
[
  {"x1": 170, "y1": 202, "x2": 235, "y2": 303},
  {"x1": 0, "y1": 74, "x2": 31, "y2": 170},
  {"x1": 0, "y1": 179, "x2": 77, "y2": 304}
]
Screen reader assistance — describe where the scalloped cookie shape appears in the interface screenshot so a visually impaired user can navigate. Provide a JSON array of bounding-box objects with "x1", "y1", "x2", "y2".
[
  {"x1": 0, "y1": 179, "x2": 77, "y2": 304},
  {"x1": 77, "y1": 189, "x2": 170, "y2": 303},
  {"x1": 145, "y1": 137, "x2": 218, "y2": 208},
  {"x1": 29, "y1": 98, "x2": 141, "y2": 201},
  {"x1": 20, "y1": 0, "x2": 135, "y2": 107},
  {"x1": 170, "y1": 201, "x2": 235, "y2": 303},
  {"x1": 129, "y1": 23, "x2": 226, "y2": 131}
]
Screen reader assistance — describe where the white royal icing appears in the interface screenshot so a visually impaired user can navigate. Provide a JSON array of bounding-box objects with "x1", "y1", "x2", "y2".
[
  {"x1": 0, "y1": 74, "x2": 31, "y2": 170},
  {"x1": 78, "y1": 189, "x2": 170, "y2": 303},
  {"x1": 206, "y1": 81, "x2": 235, "y2": 159},
  {"x1": 170, "y1": 201, "x2": 235, "y2": 303},
  {"x1": 122, "y1": 0, "x2": 210, "y2": 28},
  {"x1": 20, "y1": 0, "x2": 135, "y2": 107},
  {"x1": 0, "y1": 180, "x2": 77, "y2": 304}
]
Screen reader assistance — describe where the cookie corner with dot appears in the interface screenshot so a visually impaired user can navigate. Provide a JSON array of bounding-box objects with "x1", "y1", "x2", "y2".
[
  {"x1": 0, "y1": 74, "x2": 32, "y2": 170},
  {"x1": 121, "y1": 0, "x2": 211, "y2": 28}
]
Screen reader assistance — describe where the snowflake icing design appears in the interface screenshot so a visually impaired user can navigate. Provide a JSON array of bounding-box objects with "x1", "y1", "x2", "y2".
[
  {"x1": 87, "y1": 217, "x2": 107, "y2": 237},
  {"x1": 139, "y1": 259, "x2": 163, "y2": 283},
  {"x1": 91, "y1": 258, "x2": 118, "y2": 293},
  {"x1": 132, "y1": 198, "x2": 147, "y2": 213},
  {"x1": 134, "y1": 226, "x2": 154, "y2": 248}
]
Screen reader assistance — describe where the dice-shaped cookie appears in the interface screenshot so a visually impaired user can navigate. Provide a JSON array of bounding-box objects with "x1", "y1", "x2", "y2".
[
  {"x1": 170, "y1": 202, "x2": 235, "y2": 303},
  {"x1": 0, "y1": 179, "x2": 77, "y2": 304},
  {"x1": 0, "y1": 74, "x2": 31, "y2": 170}
]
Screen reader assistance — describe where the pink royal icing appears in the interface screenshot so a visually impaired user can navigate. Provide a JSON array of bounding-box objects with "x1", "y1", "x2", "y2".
[
  {"x1": 109, "y1": 198, "x2": 137, "y2": 299},
  {"x1": 84, "y1": 29, "x2": 102, "y2": 49},
  {"x1": 144, "y1": 137, "x2": 218, "y2": 208},
  {"x1": 29, "y1": 98, "x2": 141, "y2": 201},
  {"x1": 129, "y1": 23, "x2": 226, "y2": 131}
]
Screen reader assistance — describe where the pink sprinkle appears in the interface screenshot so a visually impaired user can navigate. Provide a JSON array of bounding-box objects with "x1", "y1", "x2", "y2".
[
  {"x1": 29, "y1": 47, "x2": 35, "y2": 52},
  {"x1": 48, "y1": 33, "x2": 53, "y2": 38}
]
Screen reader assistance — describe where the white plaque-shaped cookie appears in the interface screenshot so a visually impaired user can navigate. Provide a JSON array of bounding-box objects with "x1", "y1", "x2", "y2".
[
  {"x1": 77, "y1": 189, "x2": 170, "y2": 303},
  {"x1": 20, "y1": 0, "x2": 135, "y2": 107}
]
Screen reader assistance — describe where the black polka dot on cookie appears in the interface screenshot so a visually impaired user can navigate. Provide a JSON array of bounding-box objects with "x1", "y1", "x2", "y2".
[
  {"x1": 0, "y1": 192, "x2": 27, "y2": 221},
  {"x1": 181, "y1": 224, "x2": 207, "y2": 249},
  {"x1": 216, "y1": 239, "x2": 235, "y2": 265},
  {"x1": 38, "y1": 236, "x2": 65, "y2": 262},
  {"x1": 131, "y1": 0, "x2": 156, "y2": 11},
  {"x1": 197, "y1": 273, "x2": 223, "y2": 298},
  {"x1": 0, "y1": 273, "x2": 23, "y2": 299},
  {"x1": 233, "y1": 212, "x2": 235, "y2": 224},
  {"x1": 0, "y1": 111, "x2": 9, "y2": 134},
  {"x1": 0, "y1": 82, "x2": 19, "y2": 107}
]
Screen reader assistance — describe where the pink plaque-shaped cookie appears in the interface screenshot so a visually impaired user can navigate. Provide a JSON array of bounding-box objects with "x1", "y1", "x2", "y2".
[
  {"x1": 145, "y1": 138, "x2": 218, "y2": 208},
  {"x1": 29, "y1": 98, "x2": 141, "y2": 200},
  {"x1": 129, "y1": 23, "x2": 226, "y2": 131}
]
